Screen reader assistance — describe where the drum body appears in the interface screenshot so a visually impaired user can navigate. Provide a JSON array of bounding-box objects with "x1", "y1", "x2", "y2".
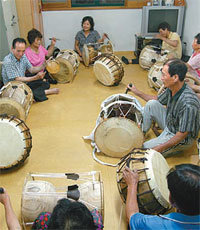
[
  {"x1": 0, "y1": 81, "x2": 33, "y2": 120},
  {"x1": 148, "y1": 61, "x2": 164, "y2": 91},
  {"x1": 139, "y1": 45, "x2": 168, "y2": 70},
  {"x1": 93, "y1": 54, "x2": 124, "y2": 86},
  {"x1": 82, "y1": 44, "x2": 98, "y2": 67},
  {"x1": 47, "y1": 50, "x2": 80, "y2": 83},
  {"x1": 98, "y1": 40, "x2": 114, "y2": 54},
  {"x1": 0, "y1": 114, "x2": 32, "y2": 172},
  {"x1": 117, "y1": 148, "x2": 171, "y2": 214},
  {"x1": 21, "y1": 171, "x2": 104, "y2": 228},
  {"x1": 94, "y1": 94, "x2": 144, "y2": 157}
]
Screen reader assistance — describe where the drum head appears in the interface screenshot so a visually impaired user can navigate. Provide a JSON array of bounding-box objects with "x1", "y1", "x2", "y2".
[
  {"x1": 144, "y1": 149, "x2": 170, "y2": 209},
  {"x1": 82, "y1": 44, "x2": 90, "y2": 66},
  {"x1": 94, "y1": 117, "x2": 144, "y2": 158},
  {"x1": 50, "y1": 58, "x2": 74, "y2": 83},
  {"x1": 93, "y1": 60, "x2": 116, "y2": 86},
  {"x1": 0, "y1": 97, "x2": 26, "y2": 120},
  {"x1": 46, "y1": 60, "x2": 60, "y2": 74},
  {"x1": 22, "y1": 180, "x2": 57, "y2": 222},
  {"x1": 0, "y1": 115, "x2": 32, "y2": 171}
]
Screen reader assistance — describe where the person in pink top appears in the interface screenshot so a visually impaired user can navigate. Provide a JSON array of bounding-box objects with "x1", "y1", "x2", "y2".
[
  {"x1": 186, "y1": 33, "x2": 200, "y2": 99},
  {"x1": 25, "y1": 28, "x2": 58, "y2": 84}
]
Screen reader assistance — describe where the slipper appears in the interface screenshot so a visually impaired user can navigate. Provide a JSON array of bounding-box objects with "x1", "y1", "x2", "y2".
[{"x1": 121, "y1": 56, "x2": 129, "y2": 65}]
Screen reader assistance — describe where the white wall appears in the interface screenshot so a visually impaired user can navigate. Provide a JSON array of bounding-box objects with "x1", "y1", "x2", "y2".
[
  {"x1": 42, "y1": 9, "x2": 142, "y2": 51},
  {"x1": 182, "y1": 0, "x2": 200, "y2": 56},
  {"x1": 42, "y1": 2, "x2": 199, "y2": 54}
]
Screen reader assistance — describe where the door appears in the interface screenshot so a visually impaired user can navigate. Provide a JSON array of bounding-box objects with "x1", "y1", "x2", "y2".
[
  {"x1": 1, "y1": 0, "x2": 20, "y2": 49},
  {"x1": 30, "y1": 0, "x2": 45, "y2": 45}
]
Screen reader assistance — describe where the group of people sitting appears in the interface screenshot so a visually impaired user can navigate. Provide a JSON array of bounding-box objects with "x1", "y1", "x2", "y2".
[
  {"x1": 1, "y1": 16, "x2": 107, "y2": 103},
  {"x1": 0, "y1": 16, "x2": 200, "y2": 229},
  {"x1": 1, "y1": 163, "x2": 199, "y2": 229},
  {"x1": 1, "y1": 34, "x2": 59, "y2": 102},
  {"x1": 122, "y1": 22, "x2": 200, "y2": 100},
  {"x1": 121, "y1": 22, "x2": 200, "y2": 157}
]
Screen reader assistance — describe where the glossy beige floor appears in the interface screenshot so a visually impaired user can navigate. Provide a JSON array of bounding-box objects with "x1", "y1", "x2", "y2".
[{"x1": 0, "y1": 52, "x2": 198, "y2": 230}]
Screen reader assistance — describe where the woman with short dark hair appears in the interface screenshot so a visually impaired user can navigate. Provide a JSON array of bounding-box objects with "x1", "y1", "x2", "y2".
[{"x1": 75, "y1": 16, "x2": 107, "y2": 58}]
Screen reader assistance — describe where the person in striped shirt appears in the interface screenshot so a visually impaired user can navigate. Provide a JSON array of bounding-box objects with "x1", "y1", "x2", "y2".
[{"x1": 127, "y1": 58, "x2": 200, "y2": 157}]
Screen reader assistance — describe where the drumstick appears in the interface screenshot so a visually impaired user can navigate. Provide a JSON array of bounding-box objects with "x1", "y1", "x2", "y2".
[
  {"x1": 0, "y1": 187, "x2": 4, "y2": 194},
  {"x1": 49, "y1": 38, "x2": 61, "y2": 41},
  {"x1": 104, "y1": 33, "x2": 110, "y2": 40},
  {"x1": 87, "y1": 42, "x2": 104, "y2": 46},
  {"x1": 125, "y1": 83, "x2": 132, "y2": 94}
]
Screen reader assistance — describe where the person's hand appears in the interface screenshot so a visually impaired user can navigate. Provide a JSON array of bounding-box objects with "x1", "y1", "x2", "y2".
[
  {"x1": 123, "y1": 167, "x2": 139, "y2": 187},
  {"x1": 0, "y1": 188, "x2": 10, "y2": 206},
  {"x1": 127, "y1": 83, "x2": 140, "y2": 95},
  {"x1": 50, "y1": 37, "x2": 56, "y2": 46},
  {"x1": 36, "y1": 71, "x2": 46, "y2": 80},
  {"x1": 155, "y1": 33, "x2": 163, "y2": 40}
]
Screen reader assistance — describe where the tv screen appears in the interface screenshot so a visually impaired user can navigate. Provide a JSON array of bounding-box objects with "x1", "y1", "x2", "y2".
[
  {"x1": 141, "y1": 6, "x2": 185, "y2": 37},
  {"x1": 148, "y1": 9, "x2": 178, "y2": 33}
]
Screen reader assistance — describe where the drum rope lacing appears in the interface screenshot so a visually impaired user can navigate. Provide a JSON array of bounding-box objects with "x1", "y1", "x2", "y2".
[
  {"x1": 117, "y1": 148, "x2": 172, "y2": 215},
  {"x1": 104, "y1": 103, "x2": 142, "y2": 126},
  {"x1": 96, "y1": 53, "x2": 124, "y2": 77},
  {"x1": 92, "y1": 147, "x2": 118, "y2": 167}
]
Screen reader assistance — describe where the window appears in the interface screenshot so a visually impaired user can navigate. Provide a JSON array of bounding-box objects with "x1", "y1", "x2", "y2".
[
  {"x1": 41, "y1": 0, "x2": 149, "y2": 11},
  {"x1": 71, "y1": 0, "x2": 125, "y2": 7}
]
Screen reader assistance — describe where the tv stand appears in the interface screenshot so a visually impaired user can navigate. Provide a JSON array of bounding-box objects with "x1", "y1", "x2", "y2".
[{"x1": 134, "y1": 34, "x2": 162, "y2": 58}]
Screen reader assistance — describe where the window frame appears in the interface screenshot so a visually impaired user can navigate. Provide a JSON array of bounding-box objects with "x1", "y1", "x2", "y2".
[
  {"x1": 71, "y1": 0, "x2": 125, "y2": 8},
  {"x1": 41, "y1": 0, "x2": 149, "y2": 11}
]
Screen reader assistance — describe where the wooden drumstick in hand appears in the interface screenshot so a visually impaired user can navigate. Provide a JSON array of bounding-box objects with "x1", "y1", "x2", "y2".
[
  {"x1": 125, "y1": 83, "x2": 132, "y2": 94},
  {"x1": 49, "y1": 38, "x2": 60, "y2": 41},
  {"x1": 104, "y1": 33, "x2": 109, "y2": 40}
]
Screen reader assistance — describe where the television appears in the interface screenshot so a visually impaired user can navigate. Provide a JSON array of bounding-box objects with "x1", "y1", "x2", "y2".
[{"x1": 141, "y1": 6, "x2": 185, "y2": 38}]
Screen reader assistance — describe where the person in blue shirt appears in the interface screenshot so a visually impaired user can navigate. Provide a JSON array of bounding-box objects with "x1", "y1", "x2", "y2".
[{"x1": 123, "y1": 163, "x2": 200, "y2": 230}]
